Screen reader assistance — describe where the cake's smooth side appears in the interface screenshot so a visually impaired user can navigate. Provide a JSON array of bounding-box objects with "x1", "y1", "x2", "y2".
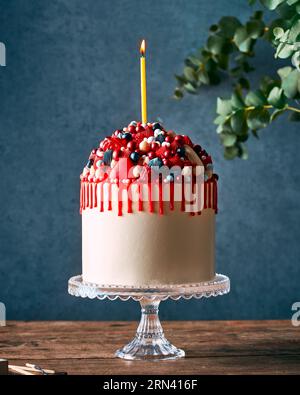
[{"x1": 82, "y1": 202, "x2": 215, "y2": 286}]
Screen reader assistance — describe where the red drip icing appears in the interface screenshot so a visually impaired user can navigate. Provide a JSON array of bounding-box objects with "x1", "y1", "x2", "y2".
[
  {"x1": 79, "y1": 182, "x2": 83, "y2": 213},
  {"x1": 86, "y1": 181, "x2": 89, "y2": 208},
  {"x1": 94, "y1": 182, "x2": 98, "y2": 208},
  {"x1": 170, "y1": 181, "x2": 174, "y2": 211},
  {"x1": 214, "y1": 178, "x2": 218, "y2": 213},
  {"x1": 99, "y1": 182, "x2": 104, "y2": 212},
  {"x1": 158, "y1": 177, "x2": 164, "y2": 215},
  {"x1": 80, "y1": 177, "x2": 218, "y2": 216},
  {"x1": 118, "y1": 186, "x2": 123, "y2": 216},
  {"x1": 83, "y1": 183, "x2": 86, "y2": 210},
  {"x1": 127, "y1": 184, "x2": 133, "y2": 213},
  {"x1": 108, "y1": 183, "x2": 112, "y2": 211},
  {"x1": 148, "y1": 183, "x2": 154, "y2": 213},
  {"x1": 181, "y1": 177, "x2": 185, "y2": 212},
  {"x1": 90, "y1": 183, "x2": 93, "y2": 208},
  {"x1": 138, "y1": 183, "x2": 143, "y2": 212}
]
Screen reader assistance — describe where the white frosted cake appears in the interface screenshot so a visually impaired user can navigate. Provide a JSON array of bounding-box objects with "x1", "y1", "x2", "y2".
[{"x1": 80, "y1": 121, "x2": 218, "y2": 286}]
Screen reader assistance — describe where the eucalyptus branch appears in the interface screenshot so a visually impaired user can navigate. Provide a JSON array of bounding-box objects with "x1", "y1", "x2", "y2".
[
  {"x1": 214, "y1": 66, "x2": 300, "y2": 159},
  {"x1": 174, "y1": 0, "x2": 300, "y2": 159}
]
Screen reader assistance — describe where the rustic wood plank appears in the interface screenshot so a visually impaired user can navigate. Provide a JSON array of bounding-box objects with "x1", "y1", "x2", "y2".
[{"x1": 0, "y1": 321, "x2": 299, "y2": 375}]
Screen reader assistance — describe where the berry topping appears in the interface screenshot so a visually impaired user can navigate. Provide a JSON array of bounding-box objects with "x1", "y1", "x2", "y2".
[
  {"x1": 81, "y1": 121, "x2": 215, "y2": 181},
  {"x1": 130, "y1": 152, "x2": 140, "y2": 163},
  {"x1": 86, "y1": 159, "x2": 94, "y2": 168},
  {"x1": 152, "y1": 122, "x2": 162, "y2": 130},
  {"x1": 123, "y1": 132, "x2": 133, "y2": 141}
]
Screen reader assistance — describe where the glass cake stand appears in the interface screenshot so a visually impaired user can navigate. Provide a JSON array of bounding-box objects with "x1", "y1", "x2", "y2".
[{"x1": 68, "y1": 274, "x2": 230, "y2": 360}]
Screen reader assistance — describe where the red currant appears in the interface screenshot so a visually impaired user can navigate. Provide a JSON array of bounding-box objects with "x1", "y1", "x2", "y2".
[
  {"x1": 127, "y1": 141, "x2": 136, "y2": 151},
  {"x1": 128, "y1": 125, "x2": 136, "y2": 134},
  {"x1": 113, "y1": 149, "x2": 121, "y2": 160},
  {"x1": 165, "y1": 135, "x2": 173, "y2": 143},
  {"x1": 174, "y1": 135, "x2": 184, "y2": 145},
  {"x1": 151, "y1": 142, "x2": 159, "y2": 151},
  {"x1": 183, "y1": 135, "x2": 193, "y2": 146},
  {"x1": 136, "y1": 125, "x2": 145, "y2": 133}
]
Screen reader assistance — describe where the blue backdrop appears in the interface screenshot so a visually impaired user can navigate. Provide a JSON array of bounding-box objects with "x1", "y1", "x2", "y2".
[{"x1": 0, "y1": 0, "x2": 299, "y2": 320}]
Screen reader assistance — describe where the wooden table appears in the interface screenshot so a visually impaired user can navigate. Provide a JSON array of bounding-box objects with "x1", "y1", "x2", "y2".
[{"x1": 0, "y1": 321, "x2": 299, "y2": 375}]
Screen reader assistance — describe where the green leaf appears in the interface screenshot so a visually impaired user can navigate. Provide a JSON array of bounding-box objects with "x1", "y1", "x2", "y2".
[
  {"x1": 217, "y1": 98, "x2": 232, "y2": 115},
  {"x1": 224, "y1": 146, "x2": 239, "y2": 160},
  {"x1": 288, "y1": 20, "x2": 300, "y2": 42},
  {"x1": 198, "y1": 70, "x2": 210, "y2": 84},
  {"x1": 270, "y1": 108, "x2": 286, "y2": 121},
  {"x1": 237, "y1": 133, "x2": 249, "y2": 142},
  {"x1": 210, "y1": 24, "x2": 219, "y2": 33},
  {"x1": 233, "y1": 27, "x2": 252, "y2": 53},
  {"x1": 247, "y1": 108, "x2": 271, "y2": 129},
  {"x1": 292, "y1": 51, "x2": 300, "y2": 70},
  {"x1": 175, "y1": 75, "x2": 187, "y2": 87},
  {"x1": 287, "y1": 0, "x2": 298, "y2": 5},
  {"x1": 230, "y1": 110, "x2": 247, "y2": 134},
  {"x1": 278, "y1": 66, "x2": 293, "y2": 80},
  {"x1": 237, "y1": 77, "x2": 250, "y2": 90},
  {"x1": 288, "y1": 111, "x2": 300, "y2": 121},
  {"x1": 276, "y1": 43, "x2": 295, "y2": 59},
  {"x1": 183, "y1": 82, "x2": 198, "y2": 94},
  {"x1": 185, "y1": 56, "x2": 203, "y2": 67},
  {"x1": 174, "y1": 88, "x2": 183, "y2": 99},
  {"x1": 217, "y1": 53, "x2": 229, "y2": 70},
  {"x1": 260, "y1": 76, "x2": 279, "y2": 95},
  {"x1": 220, "y1": 132, "x2": 237, "y2": 147},
  {"x1": 246, "y1": 20, "x2": 265, "y2": 39},
  {"x1": 277, "y1": 2, "x2": 297, "y2": 18},
  {"x1": 245, "y1": 90, "x2": 267, "y2": 106},
  {"x1": 183, "y1": 67, "x2": 197, "y2": 82},
  {"x1": 281, "y1": 69, "x2": 300, "y2": 98},
  {"x1": 238, "y1": 143, "x2": 249, "y2": 160},
  {"x1": 267, "y1": 87, "x2": 286, "y2": 108},
  {"x1": 207, "y1": 35, "x2": 227, "y2": 55},
  {"x1": 231, "y1": 91, "x2": 245, "y2": 109},
  {"x1": 218, "y1": 16, "x2": 242, "y2": 38},
  {"x1": 273, "y1": 27, "x2": 285, "y2": 38},
  {"x1": 214, "y1": 115, "x2": 227, "y2": 125},
  {"x1": 260, "y1": 0, "x2": 285, "y2": 10}
]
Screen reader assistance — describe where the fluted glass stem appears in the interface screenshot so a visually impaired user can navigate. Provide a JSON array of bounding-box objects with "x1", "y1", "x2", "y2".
[
  {"x1": 115, "y1": 298, "x2": 185, "y2": 360},
  {"x1": 136, "y1": 299, "x2": 163, "y2": 341}
]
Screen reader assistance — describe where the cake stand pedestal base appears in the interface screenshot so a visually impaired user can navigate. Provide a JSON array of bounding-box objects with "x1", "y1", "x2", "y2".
[
  {"x1": 68, "y1": 274, "x2": 230, "y2": 360},
  {"x1": 115, "y1": 299, "x2": 184, "y2": 360}
]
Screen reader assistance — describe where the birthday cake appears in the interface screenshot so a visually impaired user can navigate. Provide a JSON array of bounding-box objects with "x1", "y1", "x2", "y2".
[{"x1": 80, "y1": 121, "x2": 218, "y2": 287}]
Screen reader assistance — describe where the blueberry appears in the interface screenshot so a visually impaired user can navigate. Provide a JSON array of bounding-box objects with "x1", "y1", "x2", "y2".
[
  {"x1": 155, "y1": 134, "x2": 165, "y2": 144},
  {"x1": 86, "y1": 159, "x2": 94, "y2": 168},
  {"x1": 103, "y1": 149, "x2": 113, "y2": 165},
  {"x1": 176, "y1": 147, "x2": 185, "y2": 157},
  {"x1": 152, "y1": 122, "x2": 162, "y2": 130},
  {"x1": 149, "y1": 157, "x2": 163, "y2": 168},
  {"x1": 117, "y1": 132, "x2": 123, "y2": 139},
  {"x1": 130, "y1": 152, "x2": 140, "y2": 163},
  {"x1": 122, "y1": 133, "x2": 132, "y2": 141}
]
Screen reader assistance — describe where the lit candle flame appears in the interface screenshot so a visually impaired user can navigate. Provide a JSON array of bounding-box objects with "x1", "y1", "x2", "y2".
[{"x1": 140, "y1": 39, "x2": 146, "y2": 56}]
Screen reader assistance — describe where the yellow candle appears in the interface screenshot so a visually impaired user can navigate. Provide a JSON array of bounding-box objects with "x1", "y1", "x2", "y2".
[{"x1": 140, "y1": 39, "x2": 147, "y2": 124}]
